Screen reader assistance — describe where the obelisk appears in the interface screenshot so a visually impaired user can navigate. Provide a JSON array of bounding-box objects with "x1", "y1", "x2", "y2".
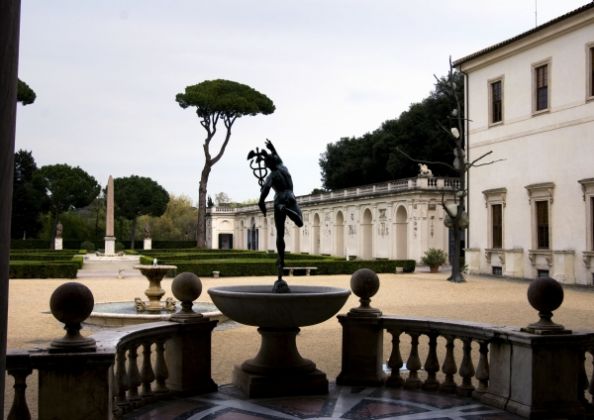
[{"x1": 104, "y1": 175, "x2": 116, "y2": 255}]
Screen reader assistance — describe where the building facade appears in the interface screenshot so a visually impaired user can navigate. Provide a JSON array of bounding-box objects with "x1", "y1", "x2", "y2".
[
  {"x1": 455, "y1": 3, "x2": 594, "y2": 285},
  {"x1": 206, "y1": 176, "x2": 458, "y2": 262}
]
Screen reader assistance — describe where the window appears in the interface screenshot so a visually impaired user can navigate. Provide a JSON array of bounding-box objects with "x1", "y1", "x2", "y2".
[
  {"x1": 534, "y1": 63, "x2": 549, "y2": 112},
  {"x1": 590, "y1": 47, "x2": 594, "y2": 97},
  {"x1": 525, "y1": 182, "x2": 554, "y2": 251},
  {"x1": 537, "y1": 269, "x2": 550, "y2": 278},
  {"x1": 492, "y1": 266, "x2": 502, "y2": 276},
  {"x1": 492, "y1": 204, "x2": 503, "y2": 248},
  {"x1": 588, "y1": 197, "x2": 594, "y2": 251},
  {"x1": 490, "y1": 80, "x2": 503, "y2": 124},
  {"x1": 579, "y1": 178, "x2": 594, "y2": 251},
  {"x1": 482, "y1": 188, "x2": 506, "y2": 249},
  {"x1": 536, "y1": 201, "x2": 549, "y2": 249}
]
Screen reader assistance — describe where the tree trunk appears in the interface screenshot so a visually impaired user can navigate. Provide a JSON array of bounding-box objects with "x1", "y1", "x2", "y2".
[
  {"x1": 196, "y1": 163, "x2": 212, "y2": 248},
  {"x1": 448, "y1": 198, "x2": 465, "y2": 283},
  {"x1": 0, "y1": 0, "x2": 20, "y2": 414}
]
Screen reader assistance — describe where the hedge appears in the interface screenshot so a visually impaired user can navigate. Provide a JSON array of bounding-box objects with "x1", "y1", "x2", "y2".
[
  {"x1": 9, "y1": 261, "x2": 79, "y2": 279},
  {"x1": 142, "y1": 251, "x2": 333, "y2": 262},
  {"x1": 160, "y1": 258, "x2": 415, "y2": 277},
  {"x1": 9, "y1": 253, "x2": 80, "y2": 261},
  {"x1": 10, "y1": 240, "x2": 51, "y2": 249}
]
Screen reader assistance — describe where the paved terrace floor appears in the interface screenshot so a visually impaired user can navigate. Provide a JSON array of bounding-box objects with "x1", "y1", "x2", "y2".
[
  {"x1": 124, "y1": 384, "x2": 522, "y2": 419},
  {"x1": 5, "y1": 258, "x2": 594, "y2": 418}
]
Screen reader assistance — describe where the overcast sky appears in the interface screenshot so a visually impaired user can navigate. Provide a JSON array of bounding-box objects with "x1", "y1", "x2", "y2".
[{"x1": 15, "y1": 0, "x2": 590, "y2": 203}]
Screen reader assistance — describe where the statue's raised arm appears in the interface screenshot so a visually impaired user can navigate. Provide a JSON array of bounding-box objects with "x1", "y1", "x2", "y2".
[{"x1": 265, "y1": 139, "x2": 281, "y2": 163}]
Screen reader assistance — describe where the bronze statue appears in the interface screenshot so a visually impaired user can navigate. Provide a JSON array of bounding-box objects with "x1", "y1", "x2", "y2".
[{"x1": 248, "y1": 139, "x2": 303, "y2": 292}]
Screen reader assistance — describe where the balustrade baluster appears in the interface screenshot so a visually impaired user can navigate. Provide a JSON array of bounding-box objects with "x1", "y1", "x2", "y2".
[
  {"x1": 141, "y1": 341, "x2": 156, "y2": 397},
  {"x1": 458, "y1": 338, "x2": 475, "y2": 396},
  {"x1": 474, "y1": 340, "x2": 490, "y2": 395},
  {"x1": 127, "y1": 343, "x2": 142, "y2": 401},
  {"x1": 589, "y1": 349, "x2": 594, "y2": 404},
  {"x1": 440, "y1": 335, "x2": 458, "y2": 393},
  {"x1": 114, "y1": 347, "x2": 129, "y2": 405},
  {"x1": 386, "y1": 328, "x2": 404, "y2": 387},
  {"x1": 404, "y1": 332, "x2": 422, "y2": 389},
  {"x1": 422, "y1": 333, "x2": 440, "y2": 390},
  {"x1": 154, "y1": 338, "x2": 169, "y2": 393},
  {"x1": 7, "y1": 367, "x2": 32, "y2": 420}
]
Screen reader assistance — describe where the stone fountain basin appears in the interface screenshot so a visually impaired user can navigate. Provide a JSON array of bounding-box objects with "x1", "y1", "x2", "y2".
[{"x1": 208, "y1": 285, "x2": 350, "y2": 328}]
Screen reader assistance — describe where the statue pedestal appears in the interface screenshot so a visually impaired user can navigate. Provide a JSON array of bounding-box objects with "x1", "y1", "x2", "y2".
[
  {"x1": 144, "y1": 238, "x2": 152, "y2": 250},
  {"x1": 104, "y1": 236, "x2": 115, "y2": 256},
  {"x1": 54, "y1": 238, "x2": 63, "y2": 251}
]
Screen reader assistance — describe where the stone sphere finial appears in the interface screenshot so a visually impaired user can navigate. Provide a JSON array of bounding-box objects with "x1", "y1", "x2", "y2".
[
  {"x1": 523, "y1": 277, "x2": 570, "y2": 335},
  {"x1": 348, "y1": 268, "x2": 382, "y2": 317},
  {"x1": 49, "y1": 282, "x2": 96, "y2": 352},
  {"x1": 171, "y1": 272, "x2": 204, "y2": 323}
]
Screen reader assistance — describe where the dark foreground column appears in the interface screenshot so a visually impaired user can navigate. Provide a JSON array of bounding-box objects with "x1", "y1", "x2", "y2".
[{"x1": 0, "y1": 0, "x2": 20, "y2": 417}]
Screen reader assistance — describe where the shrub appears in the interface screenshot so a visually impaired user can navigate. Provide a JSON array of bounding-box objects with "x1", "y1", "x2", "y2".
[
  {"x1": 80, "y1": 241, "x2": 95, "y2": 252},
  {"x1": 421, "y1": 248, "x2": 447, "y2": 267},
  {"x1": 115, "y1": 241, "x2": 125, "y2": 252}
]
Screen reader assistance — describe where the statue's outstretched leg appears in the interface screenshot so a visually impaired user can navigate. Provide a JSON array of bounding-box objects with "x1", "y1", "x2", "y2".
[{"x1": 273, "y1": 207, "x2": 290, "y2": 293}]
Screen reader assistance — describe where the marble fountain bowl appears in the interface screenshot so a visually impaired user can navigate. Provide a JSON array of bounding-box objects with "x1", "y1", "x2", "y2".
[
  {"x1": 207, "y1": 285, "x2": 351, "y2": 328},
  {"x1": 207, "y1": 284, "x2": 351, "y2": 397}
]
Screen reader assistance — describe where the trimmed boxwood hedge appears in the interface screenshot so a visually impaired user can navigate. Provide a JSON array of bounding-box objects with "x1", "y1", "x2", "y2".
[
  {"x1": 150, "y1": 258, "x2": 415, "y2": 277},
  {"x1": 10, "y1": 253, "x2": 79, "y2": 261},
  {"x1": 9, "y1": 249, "x2": 83, "y2": 277},
  {"x1": 9, "y1": 261, "x2": 79, "y2": 279}
]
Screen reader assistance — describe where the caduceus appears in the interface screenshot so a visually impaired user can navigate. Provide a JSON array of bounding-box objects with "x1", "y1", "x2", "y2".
[{"x1": 247, "y1": 147, "x2": 269, "y2": 187}]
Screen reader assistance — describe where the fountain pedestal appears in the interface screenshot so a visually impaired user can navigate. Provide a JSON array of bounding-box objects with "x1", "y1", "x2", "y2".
[
  {"x1": 208, "y1": 285, "x2": 350, "y2": 397},
  {"x1": 234, "y1": 327, "x2": 327, "y2": 397},
  {"x1": 133, "y1": 264, "x2": 177, "y2": 312}
]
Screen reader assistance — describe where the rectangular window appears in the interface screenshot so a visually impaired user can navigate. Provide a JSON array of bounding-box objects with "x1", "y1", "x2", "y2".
[
  {"x1": 537, "y1": 269, "x2": 550, "y2": 278},
  {"x1": 492, "y1": 204, "x2": 503, "y2": 248},
  {"x1": 535, "y1": 64, "x2": 548, "y2": 111},
  {"x1": 591, "y1": 197, "x2": 594, "y2": 250},
  {"x1": 590, "y1": 47, "x2": 594, "y2": 97},
  {"x1": 492, "y1": 266, "x2": 503, "y2": 276},
  {"x1": 536, "y1": 200, "x2": 549, "y2": 249},
  {"x1": 491, "y1": 80, "x2": 503, "y2": 123}
]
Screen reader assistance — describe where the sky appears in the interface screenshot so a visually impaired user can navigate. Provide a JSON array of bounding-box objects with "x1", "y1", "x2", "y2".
[{"x1": 15, "y1": 0, "x2": 590, "y2": 204}]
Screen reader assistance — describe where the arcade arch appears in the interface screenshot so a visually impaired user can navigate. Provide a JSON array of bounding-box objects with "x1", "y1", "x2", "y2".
[
  {"x1": 313, "y1": 213, "x2": 321, "y2": 255},
  {"x1": 395, "y1": 205, "x2": 408, "y2": 259},
  {"x1": 335, "y1": 211, "x2": 345, "y2": 257},
  {"x1": 361, "y1": 208, "x2": 373, "y2": 259}
]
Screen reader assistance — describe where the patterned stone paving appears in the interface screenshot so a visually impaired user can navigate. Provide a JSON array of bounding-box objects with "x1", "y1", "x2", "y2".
[{"x1": 125, "y1": 384, "x2": 522, "y2": 419}]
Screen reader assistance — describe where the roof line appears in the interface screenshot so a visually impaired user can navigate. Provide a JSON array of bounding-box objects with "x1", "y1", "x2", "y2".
[{"x1": 453, "y1": 2, "x2": 594, "y2": 67}]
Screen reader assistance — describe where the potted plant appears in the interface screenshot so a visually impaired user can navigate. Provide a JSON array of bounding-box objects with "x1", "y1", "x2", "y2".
[{"x1": 421, "y1": 248, "x2": 447, "y2": 273}]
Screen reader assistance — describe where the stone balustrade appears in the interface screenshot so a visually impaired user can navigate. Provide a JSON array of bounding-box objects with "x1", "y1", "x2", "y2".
[
  {"x1": 337, "y1": 269, "x2": 594, "y2": 419},
  {"x1": 338, "y1": 314, "x2": 594, "y2": 417},
  {"x1": 207, "y1": 176, "x2": 461, "y2": 214},
  {"x1": 4, "y1": 270, "x2": 594, "y2": 419},
  {"x1": 6, "y1": 319, "x2": 217, "y2": 420},
  {"x1": 382, "y1": 316, "x2": 494, "y2": 396}
]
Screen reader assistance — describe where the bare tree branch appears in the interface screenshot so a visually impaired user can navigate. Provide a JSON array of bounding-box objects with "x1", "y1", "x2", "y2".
[
  {"x1": 472, "y1": 159, "x2": 506, "y2": 168},
  {"x1": 396, "y1": 147, "x2": 456, "y2": 171}
]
